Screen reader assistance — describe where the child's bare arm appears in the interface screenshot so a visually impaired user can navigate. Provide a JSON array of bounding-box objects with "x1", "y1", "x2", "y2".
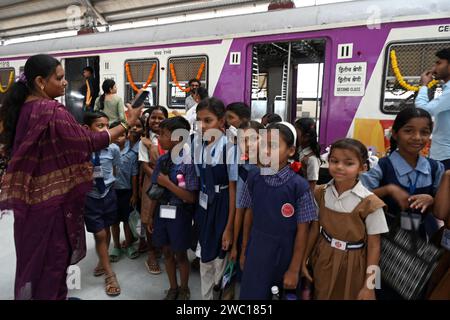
[
  {"x1": 240, "y1": 208, "x2": 253, "y2": 270},
  {"x1": 231, "y1": 208, "x2": 245, "y2": 262},
  {"x1": 222, "y1": 181, "x2": 237, "y2": 251},
  {"x1": 141, "y1": 161, "x2": 154, "y2": 177},
  {"x1": 304, "y1": 221, "x2": 319, "y2": 260},
  {"x1": 372, "y1": 184, "x2": 409, "y2": 210},
  {"x1": 146, "y1": 199, "x2": 158, "y2": 234},
  {"x1": 357, "y1": 234, "x2": 380, "y2": 300},
  {"x1": 130, "y1": 175, "x2": 139, "y2": 207},
  {"x1": 157, "y1": 173, "x2": 197, "y2": 203},
  {"x1": 284, "y1": 222, "x2": 310, "y2": 289},
  {"x1": 301, "y1": 220, "x2": 319, "y2": 281},
  {"x1": 433, "y1": 170, "x2": 450, "y2": 221}
]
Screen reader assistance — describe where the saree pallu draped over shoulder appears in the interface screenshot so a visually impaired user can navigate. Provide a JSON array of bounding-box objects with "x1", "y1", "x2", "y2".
[{"x1": 0, "y1": 99, "x2": 109, "y2": 300}]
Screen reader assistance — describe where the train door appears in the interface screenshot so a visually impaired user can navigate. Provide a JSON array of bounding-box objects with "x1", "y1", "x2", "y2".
[
  {"x1": 64, "y1": 56, "x2": 100, "y2": 123},
  {"x1": 250, "y1": 39, "x2": 325, "y2": 129}
]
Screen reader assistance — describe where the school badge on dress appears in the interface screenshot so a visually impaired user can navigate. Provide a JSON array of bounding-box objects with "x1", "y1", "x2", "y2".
[{"x1": 281, "y1": 203, "x2": 295, "y2": 218}]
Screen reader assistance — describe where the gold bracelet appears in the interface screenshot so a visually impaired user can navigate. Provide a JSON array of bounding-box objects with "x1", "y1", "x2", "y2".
[{"x1": 120, "y1": 122, "x2": 129, "y2": 131}]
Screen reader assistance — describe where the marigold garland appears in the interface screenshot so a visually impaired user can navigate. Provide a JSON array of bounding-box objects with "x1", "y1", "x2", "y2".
[
  {"x1": 125, "y1": 62, "x2": 156, "y2": 93},
  {"x1": 390, "y1": 50, "x2": 438, "y2": 92},
  {"x1": 0, "y1": 71, "x2": 14, "y2": 94},
  {"x1": 169, "y1": 62, "x2": 205, "y2": 93}
]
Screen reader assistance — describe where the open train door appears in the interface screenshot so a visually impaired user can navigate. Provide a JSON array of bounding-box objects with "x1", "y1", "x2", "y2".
[
  {"x1": 250, "y1": 39, "x2": 325, "y2": 129},
  {"x1": 64, "y1": 56, "x2": 100, "y2": 123}
]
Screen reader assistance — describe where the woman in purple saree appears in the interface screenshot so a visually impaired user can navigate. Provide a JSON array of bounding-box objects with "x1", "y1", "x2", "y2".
[{"x1": 0, "y1": 54, "x2": 142, "y2": 300}]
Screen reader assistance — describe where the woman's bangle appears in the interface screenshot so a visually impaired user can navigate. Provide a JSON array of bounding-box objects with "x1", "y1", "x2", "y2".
[{"x1": 120, "y1": 121, "x2": 130, "y2": 131}]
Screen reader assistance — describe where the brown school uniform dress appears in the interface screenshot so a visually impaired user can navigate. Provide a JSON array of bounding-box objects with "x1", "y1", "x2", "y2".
[
  {"x1": 311, "y1": 185, "x2": 385, "y2": 300},
  {"x1": 427, "y1": 217, "x2": 450, "y2": 300},
  {"x1": 140, "y1": 142, "x2": 163, "y2": 224}
]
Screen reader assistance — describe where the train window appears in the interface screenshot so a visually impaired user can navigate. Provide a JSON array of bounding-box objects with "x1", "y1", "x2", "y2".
[
  {"x1": 0, "y1": 68, "x2": 15, "y2": 106},
  {"x1": 381, "y1": 41, "x2": 450, "y2": 114},
  {"x1": 167, "y1": 55, "x2": 208, "y2": 108},
  {"x1": 124, "y1": 58, "x2": 159, "y2": 107}
]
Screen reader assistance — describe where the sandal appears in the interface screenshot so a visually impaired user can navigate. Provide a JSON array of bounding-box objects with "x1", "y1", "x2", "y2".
[
  {"x1": 109, "y1": 247, "x2": 122, "y2": 263},
  {"x1": 125, "y1": 246, "x2": 140, "y2": 259},
  {"x1": 104, "y1": 273, "x2": 121, "y2": 297},
  {"x1": 164, "y1": 287, "x2": 179, "y2": 300},
  {"x1": 93, "y1": 266, "x2": 105, "y2": 277},
  {"x1": 145, "y1": 259, "x2": 162, "y2": 275},
  {"x1": 177, "y1": 287, "x2": 191, "y2": 300}
]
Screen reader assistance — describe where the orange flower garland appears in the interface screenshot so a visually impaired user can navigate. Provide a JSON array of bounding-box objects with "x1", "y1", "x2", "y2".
[
  {"x1": 170, "y1": 62, "x2": 205, "y2": 93},
  {"x1": 125, "y1": 62, "x2": 157, "y2": 93},
  {"x1": 390, "y1": 50, "x2": 438, "y2": 92}
]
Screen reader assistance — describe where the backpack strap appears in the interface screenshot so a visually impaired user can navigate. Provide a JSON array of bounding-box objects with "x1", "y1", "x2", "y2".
[
  {"x1": 238, "y1": 166, "x2": 249, "y2": 182},
  {"x1": 426, "y1": 157, "x2": 439, "y2": 194},
  {"x1": 377, "y1": 157, "x2": 390, "y2": 187}
]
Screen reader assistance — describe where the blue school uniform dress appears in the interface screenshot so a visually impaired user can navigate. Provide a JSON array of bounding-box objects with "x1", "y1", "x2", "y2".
[
  {"x1": 194, "y1": 134, "x2": 238, "y2": 263},
  {"x1": 115, "y1": 140, "x2": 139, "y2": 222},
  {"x1": 361, "y1": 150, "x2": 444, "y2": 236},
  {"x1": 236, "y1": 161, "x2": 259, "y2": 209},
  {"x1": 238, "y1": 165, "x2": 317, "y2": 300},
  {"x1": 152, "y1": 151, "x2": 199, "y2": 252},
  {"x1": 84, "y1": 144, "x2": 122, "y2": 233}
]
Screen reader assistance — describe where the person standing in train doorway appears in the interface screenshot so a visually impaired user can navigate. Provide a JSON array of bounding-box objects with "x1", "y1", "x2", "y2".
[
  {"x1": 185, "y1": 78, "x2": 201, "y2": 112},
  {"x1": 81, "y1": 66, "x2": 99, "y2": 112},
  {"x1": 416, "y1": 48, "x2": 450, "y2": 169},
  {"x1": 0, "y1": 54, "x2": 143, "y2": 300}
]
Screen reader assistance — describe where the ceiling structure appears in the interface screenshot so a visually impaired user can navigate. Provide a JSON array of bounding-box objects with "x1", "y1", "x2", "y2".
[{"x1": 0, "y1": 0, "x2": 276, "y2": 42}]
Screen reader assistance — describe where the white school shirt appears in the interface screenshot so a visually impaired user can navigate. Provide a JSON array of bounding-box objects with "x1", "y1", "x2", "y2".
[
  {"x1": 298, "y1": 147, "x2": 320, "y2": 181},
  {"x1": 323, "y1": 179, "x2": 389, "y2": 235},
  {"x1": 138, "y1": 132, "x2": 158, "y2": 163}
]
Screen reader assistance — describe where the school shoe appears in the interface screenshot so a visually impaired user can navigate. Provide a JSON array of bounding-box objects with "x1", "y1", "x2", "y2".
[
  {"x1": 163, "y1": 287, "x2": 179, "y2": 300},
  {"x1": 177, "y1": 287, "x2": 191, "y2": 300}
]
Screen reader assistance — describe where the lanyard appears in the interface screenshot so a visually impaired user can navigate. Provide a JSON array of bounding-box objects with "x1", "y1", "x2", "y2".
[
  {"x1": 199, "y1": 142, "x2": 209, "y2": 193},
  {"x1": 92, "y1": 151, "x2": 101, "y2": 166},
  {"x1": 409, "y1": 172, "x2": 420, "y2": 195}
]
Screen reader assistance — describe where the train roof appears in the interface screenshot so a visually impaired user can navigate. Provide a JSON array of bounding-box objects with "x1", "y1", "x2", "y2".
[{"x1": 1, "y1": 0, "x2": 450, "y2": 58}]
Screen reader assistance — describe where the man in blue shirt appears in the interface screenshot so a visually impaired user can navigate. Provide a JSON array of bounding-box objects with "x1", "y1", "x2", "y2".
[{"x1": 416, "y1": 48, "x2": 450, "y2": 169}]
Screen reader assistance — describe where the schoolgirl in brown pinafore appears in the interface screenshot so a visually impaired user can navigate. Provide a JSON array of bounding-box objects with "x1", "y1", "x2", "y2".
[{"x1": 310, "y1": 185, "x2": 385, "y2": 300}]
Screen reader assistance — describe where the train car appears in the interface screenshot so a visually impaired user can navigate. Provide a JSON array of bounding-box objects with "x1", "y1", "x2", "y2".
[{"x1": 1, "y1": 0, "x2": 450, "y2": 154}]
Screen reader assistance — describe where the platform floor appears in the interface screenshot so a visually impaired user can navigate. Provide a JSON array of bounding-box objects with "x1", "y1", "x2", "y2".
[{"x1": 0, "y1": 213, "x2": 211, "y2": 300}]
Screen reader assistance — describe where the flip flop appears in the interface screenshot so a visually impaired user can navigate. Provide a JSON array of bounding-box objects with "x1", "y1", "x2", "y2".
[
  {"x1": 109, "y1": 247, "x2": 122, "y2": 263},
  {"x1": 125, "y1": 246, "x2": 140, "y2": 259},
  {"x1": 93, "y1": 266, "x2": 105, "y2": 277},
  {"x1": 145, "y1": 259, "x2": 162, "y2": 275}
]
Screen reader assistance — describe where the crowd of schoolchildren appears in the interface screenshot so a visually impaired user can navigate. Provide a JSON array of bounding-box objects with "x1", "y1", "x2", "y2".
[{"x1": 81, "y1": 90, "x2": 449, "y2": 300}]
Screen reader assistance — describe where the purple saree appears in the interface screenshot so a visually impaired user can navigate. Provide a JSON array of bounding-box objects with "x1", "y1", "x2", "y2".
[{"x1": 0, "y1": 99, "x2": 109, "y2": 300}]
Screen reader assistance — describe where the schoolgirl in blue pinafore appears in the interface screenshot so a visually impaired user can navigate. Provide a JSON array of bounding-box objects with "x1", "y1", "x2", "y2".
[
  {"x1": 380, "y1": 155, "x2": 441, "y2": 237},
  {"x1": 361, "y1": 108, "x2": 445, "y2": 240},
  {"x1": 194, "y1": 134, "x2": 237, "y2": 263},
  {"x1": 239, "y1": 165, "x2": 317, "y2": 300}
]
